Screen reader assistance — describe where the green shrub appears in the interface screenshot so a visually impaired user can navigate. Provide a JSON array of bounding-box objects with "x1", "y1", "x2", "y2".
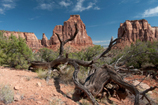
[
  {"x1": 0, "y1": 31, "x2": 33, "y2": 69},
  {"x1": 112, "y1": 40, "x2": 158, "y2": 68},
  {"x1": 75, "y1": 45, "x2": 104, "y2": 61},
  {"x1": 0, "y1": 85, "x2": 14, "y2": 104},
  {"x1": 36, "y1": 68, "x2": 48, "y2": 79},
  {"x1": 33, "y1": 48, "x2": 58, "y2": 62}
]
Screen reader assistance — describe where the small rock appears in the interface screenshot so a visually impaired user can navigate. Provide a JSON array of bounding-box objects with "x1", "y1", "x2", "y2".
[
  {"x1": 14, "y1": 85, "x2": 20, "y2": 90},
  {"x1": 14, "y1": 94, "x2": 21, "y2": 101},
  {"x1": 36, "y1": 101, "x2": 41, "y2": 104},
  {"x1": 36, "y1": 82, "x2": 42, "y2": 87},
  {"x1": 133, "y1": 80, "x2": 152, "y2": 94}
]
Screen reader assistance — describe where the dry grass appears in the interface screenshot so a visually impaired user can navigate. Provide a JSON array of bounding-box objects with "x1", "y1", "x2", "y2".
[{"x1": 0, "y1": 85, "x2": 14, "y2": 104}]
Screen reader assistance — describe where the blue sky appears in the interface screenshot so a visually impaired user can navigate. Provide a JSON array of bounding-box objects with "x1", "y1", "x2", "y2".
[{"x1": 0, "y1": 0, "x2": 158, "y2": 46}]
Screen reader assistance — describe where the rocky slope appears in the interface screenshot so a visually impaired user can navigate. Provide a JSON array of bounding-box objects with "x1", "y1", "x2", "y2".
[
  {"x1": 117, "y1": 19, "x2": 158, "y2": 47},
  {"x1": 1, "y1": 15, "x2": 93, "y2": 50}
]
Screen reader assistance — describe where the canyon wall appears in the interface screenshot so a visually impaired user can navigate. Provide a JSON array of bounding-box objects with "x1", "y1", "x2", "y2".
[
  {"x1": 1, "y1": 15, "x2": 93, "y2": 50},
  {"x1": 117, "y1": 19, "x2": 158, "y2": 47}
]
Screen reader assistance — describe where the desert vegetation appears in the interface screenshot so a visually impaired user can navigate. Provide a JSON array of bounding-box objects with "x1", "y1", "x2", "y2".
[{"x1": 0, "y1": 24, "x2": 158, "y2": 105}]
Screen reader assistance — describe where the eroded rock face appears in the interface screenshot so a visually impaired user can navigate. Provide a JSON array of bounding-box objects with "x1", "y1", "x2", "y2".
[
  {"x1": 41, "y1": 33, "x2": 49, "y2": 47},
  {"x1": 1, "y1": 15, "x2": 93, "y2": 50},
  {"x1": 50, "y1": 15, "x2": 93, "y2": 46},
  {"x1": 2, "y1": 31, "x2": 42, "y2": 49},
  {"x1": 117, "y1": 19, "x2": 158, "y2": 45}
]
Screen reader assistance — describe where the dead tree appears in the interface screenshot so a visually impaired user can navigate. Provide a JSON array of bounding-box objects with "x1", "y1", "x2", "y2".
[{"x1": 31, "y1": 23, "x2": 157, "y2": 105}]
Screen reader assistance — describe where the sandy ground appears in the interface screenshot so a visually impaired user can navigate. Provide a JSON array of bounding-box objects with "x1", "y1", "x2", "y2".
[{"x1": 0, "y1": 66, "x2": 158, "y2": 105}]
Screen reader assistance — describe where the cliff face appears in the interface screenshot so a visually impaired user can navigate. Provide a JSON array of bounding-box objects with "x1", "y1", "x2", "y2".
[
  {"x1": 2, "y1": 31, "x2": 42, "y2": 49},
  {"x1": 50, "y1": 15, "x2": 93, "y2": 46},
  {"x1": 117, "y1": 19, "x2": 158, "y2": 46},
  {"x1": 41, "y1": 33, "x2": 49, "y2": 47},
  {"x1": 1, "y1": 15, "x2": 93, "y2": 50}
]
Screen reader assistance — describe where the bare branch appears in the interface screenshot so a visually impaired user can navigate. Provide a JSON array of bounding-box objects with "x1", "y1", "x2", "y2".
[
  {"x1": 69, "y1": 61, "x2": 99, "y2": 105},
  {"x1": 135, "y1": 76, "x2": 147, "y2": 87},
  {"x1": 93, "y1": 37, "x2": 121, "y2": 62},
  {"x1": 114, "y1": 55, "x2": 124, "y2": 70},
  {"x1": 140, "y1": 86, "x2": 158, "y2": 105},
  {"x1": 64, "y1": 23, "x2": 79, "y2": 45},
  {"x1": 55, "y1": 23, "x2": 78, "y2": 56},
  {"x1": 55, "y1": 33, "x2": 62, "y2": 43},
  {"x1": 140, "y1": 86, "x2": 158, "y2": 96}
]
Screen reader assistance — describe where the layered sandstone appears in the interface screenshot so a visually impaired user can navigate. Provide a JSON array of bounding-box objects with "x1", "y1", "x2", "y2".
[
  {"x1": 1, "y1": 15, "x2": 93, "y2": 50},
  {"x1": 2, "y1": 31, "x2": 42, "y2": 49},
  {"x1": 117, "y1": 19, "x2": 158, "y2": 47},
  {"x1": 50, "y1": 15, "x2": 93, "y2": 46},
  {"x1": 41, "y1": 33, "x2": 49, "y2": 47},
  {"x1": 118, "y1": 19, "x2": 158, "y2": 43}
]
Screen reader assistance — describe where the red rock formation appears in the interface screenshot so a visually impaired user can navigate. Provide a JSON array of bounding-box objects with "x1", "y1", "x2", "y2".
[
  {"x1": 2, "y1": 31, "x2": 42, "y2": 49},
  {"x1": 41, "y1": 33, "x2": 49, "y2": 47},
  {"x1": 117, "y1": 19, "x2": 158, "y2": 47},
  {"x1": 1, "y1": 15, "x2": 93, "y2": 51},
  {"x1": 50, "y1": 15, "x2": 93, "y2": 46}
]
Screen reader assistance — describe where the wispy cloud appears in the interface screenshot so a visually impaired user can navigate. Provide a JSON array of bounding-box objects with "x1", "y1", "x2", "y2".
[
  {"x1": 0, "y1": 0, "x2": 16, "y2": 14},
  {"x1": 87, "y1": 24, "x2": 100, "y2": 27},
  {"x1": 119, "y1": 0, "x2": 140, "y2": 4},
  {"x1": 29, "y1": 16, "x2": 40, "y2": 20},
  {"x1": 142, "y1": 6, "x2": 158, "y2": 17},
  {"x1": 59, "y1": 0, "x2": 71, "y2": 7},
  {"x1": 135, "y1": 6, "x2": 158, "y2": 18},
  {"x1": 148, "y1": 0, "x2": 158, "y2": 4},
  {"x1": 93, "y1": 40, "x2": 110, "y2": 44},
  {"x1": 94, "y1": 6, "x2": 100, "y2": 10},
  {"x1": 36, "y1": 1, "x2": 55, "y2": 11},
  {"x1": 72, "y1": 0, "x2": 100, "y2": 12}
]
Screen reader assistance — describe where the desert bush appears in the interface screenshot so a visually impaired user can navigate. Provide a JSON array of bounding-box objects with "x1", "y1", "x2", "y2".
[
  {"x1": 36, "y1": 68, "x2": 48, "y2": 79},
  {"x1": 112, "y1": 40, "x2": 158, "y2": 68},
  {"x1": 0, "y1": 32, "x2": 33, "y2": 69},
  {"x1": 0, "y1": 85, "x2": 14, "y2": 104},
  {"x1": 33, "y1": 48, "x2": 58, "y2": 62},
  {"x1": 74, "y1": 45, "x2": 104, "y2": 61}
]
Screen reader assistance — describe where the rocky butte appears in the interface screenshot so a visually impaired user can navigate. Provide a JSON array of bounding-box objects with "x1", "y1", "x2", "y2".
[
  {"x1": 49, "y1": 15, "x2": 93, "y2": 46},
  {"x1": 116, "y1": 19, "x2": 158, "y2": 48},
  {"x1": 1, "y1": 15, "x2": 93, "y2": 50}
]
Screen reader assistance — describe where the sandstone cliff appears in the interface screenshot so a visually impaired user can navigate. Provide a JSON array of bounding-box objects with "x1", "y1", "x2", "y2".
[
  {"x1": 2, "y1": 31, "x2": 42, "y2": 49},
  {"x1": 1, "y1": 15, "x2": 93, "y2": 50},
  {"x1": 117, "y1": 19, "x2": 158, "y2": 47},
  {"x1": 41, "y1": 33, "x2": 49, "y2": 47},
  {"x1": 50, "y1": 15, "x2": 93, "y2": 46}
]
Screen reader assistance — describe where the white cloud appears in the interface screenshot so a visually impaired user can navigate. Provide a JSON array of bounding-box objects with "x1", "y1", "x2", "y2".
[
  {"x1": 94, "y1": 6, "x2": 100, "y2": 10},
  {"x1": 29, "y1": 16, "x2": 40, "y2": 20},
  {"x1": 142, "y1": 6, "x2": 158, "y2": 17},
  {"x1": 72, "y1": 0, "x2": 100, "y2": 12},
  {"x1": 3, "y1": 4, "x2": 14, "y2": 9},
  {"x1": 93, "y1": 40, "x2": 110, "y2": 44},
  {"x1": 2, "y1": 0, "x2": 13, "y2": 2},
  {"x1": 119, "y1": 0, "x2": 140, "y2": 4},
  {"x1": 0, "y1": 8, "x2": 4, "y2": 14},
  {"x1": 39, "y1": 3, "x2": 53, "y2": 10},
  {"x1": 35, "y1": 0, "x2": 56, "y2": 11},
  {"x1": 0, "y1": 0, "x2": 16, "y2": 14},
  {"x1": 59, "y1": 1, "x2": 71, "y2": 7}
]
